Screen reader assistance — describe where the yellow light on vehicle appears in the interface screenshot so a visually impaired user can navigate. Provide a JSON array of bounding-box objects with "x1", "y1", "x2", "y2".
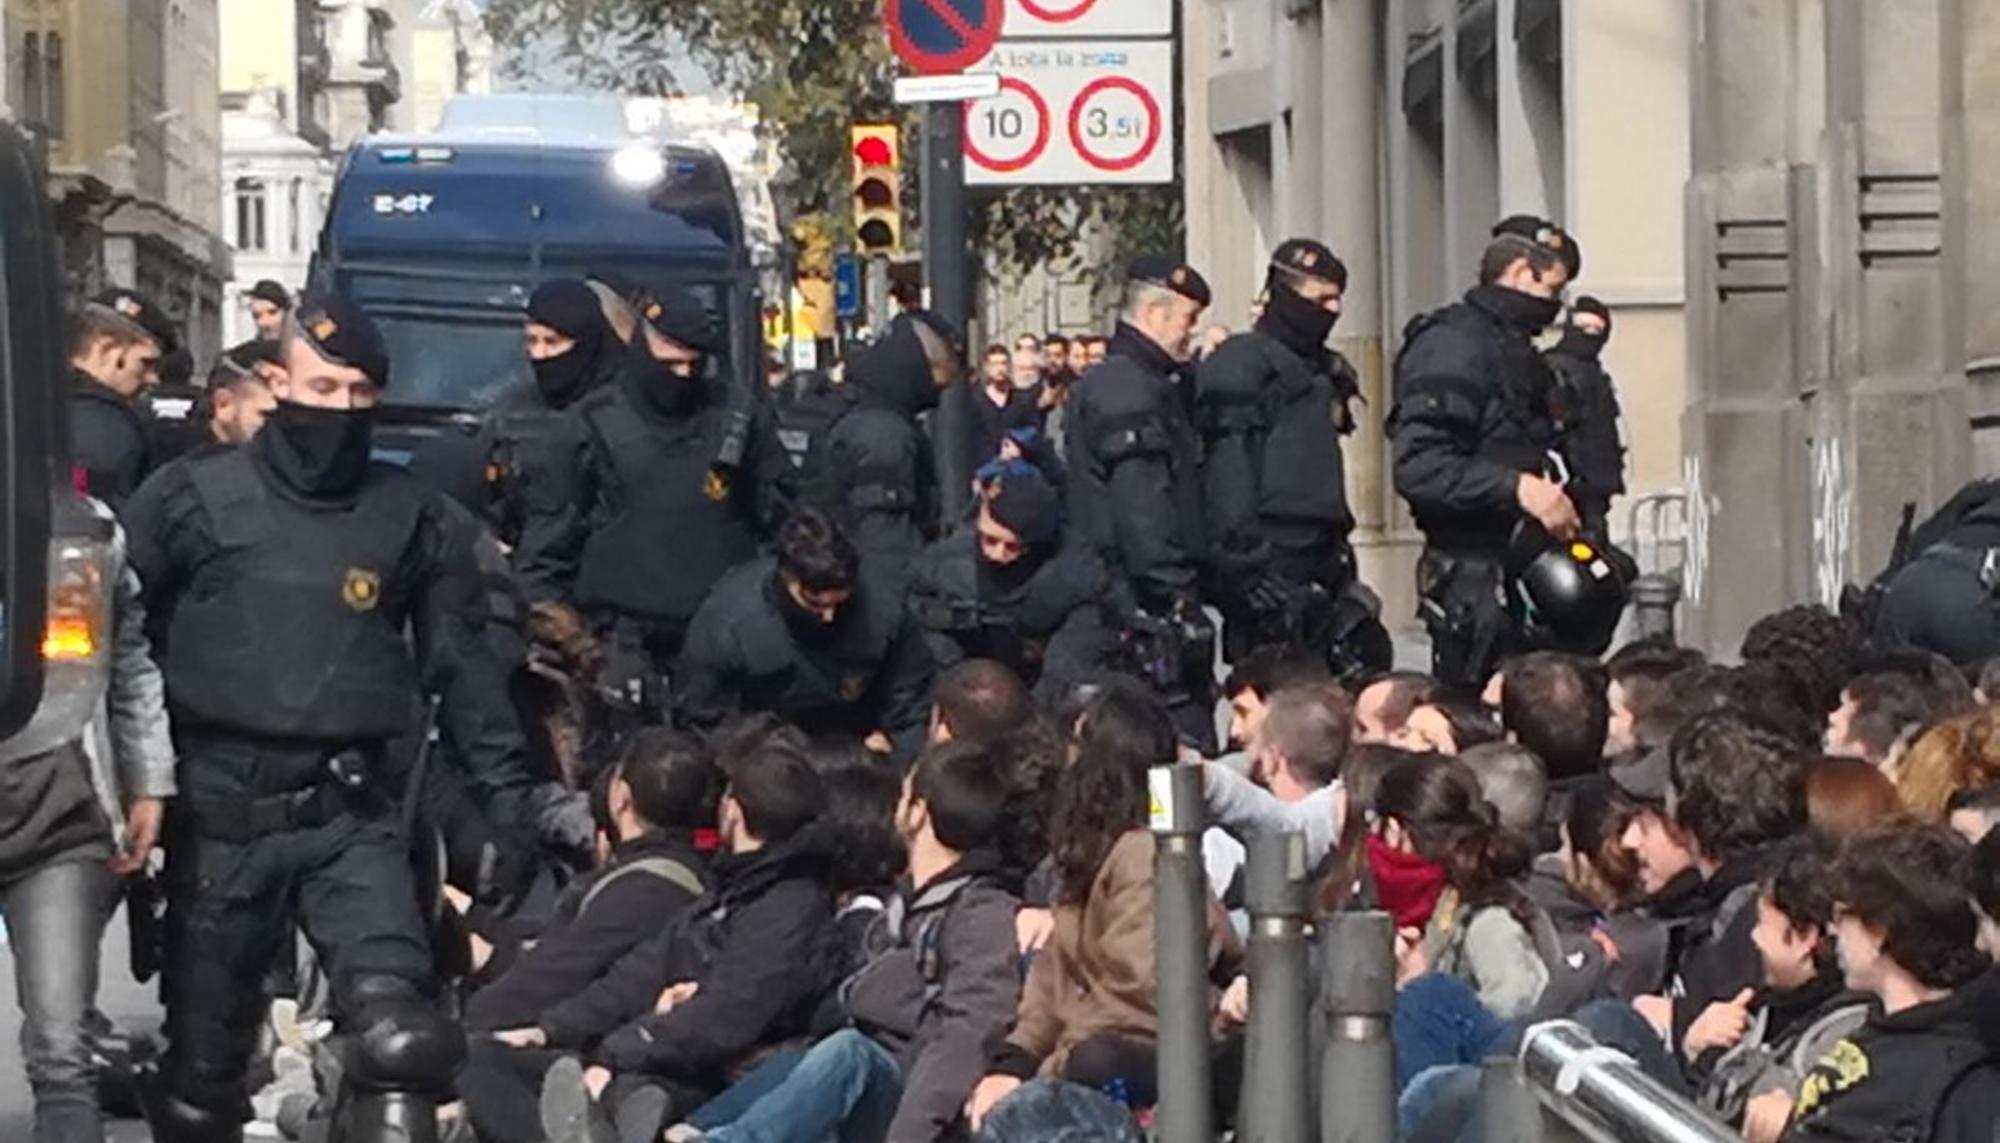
[{"x1": 41, "y1": 612, "x2": 97, "y2": 660}]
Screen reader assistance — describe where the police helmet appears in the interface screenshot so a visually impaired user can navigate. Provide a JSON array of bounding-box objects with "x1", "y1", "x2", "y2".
[{"x1": 1512, "y1": 536, "x2": 1629, "y2": 655}]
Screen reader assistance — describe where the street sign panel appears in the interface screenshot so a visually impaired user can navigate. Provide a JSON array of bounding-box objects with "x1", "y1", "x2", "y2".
[
  {"x1": 834, "y1": 255, "x2": 861, "y2": 319},
  {"x1": 964, "y1": 39, "x2": 1174, "y2": 186},
  {"x1": 1003, "y1": 0, "x2": 1171, "y2": 39},
  {"x1": 886, "y1": 0, "x2": 1005, "y2": 75},
  {"x1": 894, "y1": 72, "x2": 1004, "y2": 104}
]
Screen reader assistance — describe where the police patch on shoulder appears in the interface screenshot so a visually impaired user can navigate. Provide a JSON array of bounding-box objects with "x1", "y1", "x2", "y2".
[
  {"x1": 704, "y1": 469, "x2": 730, "y2": 502},
  {"x1": 841, "y1": 674, "x2": 869, "y2": 701},
  {"x1": 342, "y1": 568, "x2": 382, "y2": 611}
]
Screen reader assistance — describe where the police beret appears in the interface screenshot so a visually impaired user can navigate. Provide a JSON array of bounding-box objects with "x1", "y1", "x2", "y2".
[
  {"x1": 1270, "y1": 239, "x2": 1349, "y2": 288},
  {"x1": 294, "y1": 292, "x2": 391, "y2": 388},
  {"x1": 1129, "y1": 255, "x2": 1212, "y2": 308},
  {"x1": 91, "y1": 287, "x2": 178, "y2": 350},
  {"x1": 634, "y1": 287, "x2": 720, "y2": 355},
  {"x1": 1491, "y1": 214, "x2": 1582, "y2": 280}
]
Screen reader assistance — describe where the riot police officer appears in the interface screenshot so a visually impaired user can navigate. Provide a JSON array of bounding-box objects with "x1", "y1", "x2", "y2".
[
  {"x1": 513, "y1": 287, "x2": 761, "y2": 732},
  {"x1": 1870, "y1": 478, "x2": 2000, "y2": 664},
  {"x1": 123, "y1": 293, "x2": 538, "y2": 1142},
  {"x1": 803, "y1": 309, "x2": 958, "y2": 582},
  {"x1": 1545, "y1": 294, "x2": 1625, "y2": 534},
  {"x1": 908, "y1": 467, "x2": 1106, "y2": 695},
  {"x1": 1196, "y1": 238, "x2": 1389, "y2": 676},
  {"x1": 478, "y1": 279, "x2": 622, "y2": 545},
  {"x1": 1066, "y1": 255, "x2": 1216, "y2": 742},
  {"x1": 676, "y1": 505, "x2": 935, "y2": 752},
  {"x1": 1390, "y1": 222, "x2": 1582, "y2": 687}
]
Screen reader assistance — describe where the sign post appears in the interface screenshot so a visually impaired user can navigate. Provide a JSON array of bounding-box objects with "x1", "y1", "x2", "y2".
[{"x1": 963, "y1": 39, "x2": 1174, "y2": 186}]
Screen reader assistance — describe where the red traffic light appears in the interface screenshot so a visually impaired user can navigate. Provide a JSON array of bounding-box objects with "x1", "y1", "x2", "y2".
[{"x1": 854, "y1": 135, "x2": 894, "y2": 166}]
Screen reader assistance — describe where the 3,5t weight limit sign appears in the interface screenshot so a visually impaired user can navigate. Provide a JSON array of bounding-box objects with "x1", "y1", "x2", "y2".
[{"x1": 963, "y1": 39, "x2": 1174, "y2": 186}]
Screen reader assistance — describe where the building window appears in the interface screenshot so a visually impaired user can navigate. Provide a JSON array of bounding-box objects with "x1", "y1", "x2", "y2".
[
  {"x1": 288, "y1": 178, "x2": 302, "y2": 253},
  {"x1": 20, "y1": 32, "x2": 42, "y2": 126},
  {"x1": 235, "y1": 178, "x2": 268, "y2": 251}
]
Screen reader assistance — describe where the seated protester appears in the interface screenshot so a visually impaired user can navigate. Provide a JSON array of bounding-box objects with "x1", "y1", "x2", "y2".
[
  {"x1": 1203, "y1": 682, "x2": 1354, "y2": 872},
  {"x1": 1525, "y1": 785, "x2": 1667, "y2": 999},
  {"x1": 1370, "y1": 757, "x2": 1550, "y2": 1019},
  {"x1": 461, "y1": 743, "x2": 836, "y2": 1143},
  {"x1": 1390, "y1": 693, "x2": 1502, "y2": 757},
  {"x1": 809, "y1": 741, "x2": 909, "y2": 981},
  {"x1": 1824, "y1": 671, "x2": 1939, "y2": 772},
  {"x1": 677, "y1": 506, "x2": 935, "y2": 756},
  {"x1": 1973, "y1": 829, "x2": 2000, "y2": 955},
  {"x1": 1739, "y1": 604, "x2": 1862, "y2": 727},
  {"x1": 1460, "y1": 741, "x2": 1546, "y2": 837},
  {"x1": 1760, "y1": 825, "x2": 2000, "y2": 1143},
  {"x1": 1222, "y1": 643, "x2": 1334, "y2": 755},
  {"x1": 1802, "y1": 756, "x2": 1903, "y2": 842},
  {"x1": 672, "y1": 742, "x2": 1023, "y2": 1143},
  {"x1": 906, "y1": 471, "x2": 1106, "y2": 695},
  {"x1": 1683, "y1": 841, "x2": 1869, "y2": 1127},
  {"x1": 926, "y1": 659, "x2": 1032, "y2": 749},
  {"x1": 966, "y1": 684, "x2": 1241, "y2": 1126},
  {"x1": 1602, "y1": 639, "x2": 1707, "y2": 761},
  {"x1": 1623, "y1": 712, "x2": 1809, "y2": 1055},
  {"x1": 464, "y1": 730, "x2": 716, "y2": 1033},
  {"x1": 1892, "y1": 706, "x2": 2000, "y2": 820},
  {"x1": 1494, "y1": 651, "x2": 1610, "y2": 849},
  {"x1": 1352, "y1": 671, "x2": 1441, "y2": 745},
  {"x1": 1947, "y1": 783, "x2": 2000, "y2": 844}
]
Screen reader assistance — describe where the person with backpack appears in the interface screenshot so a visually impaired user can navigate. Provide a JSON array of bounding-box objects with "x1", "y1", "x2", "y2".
[
  {"x1": 660, "y1": 739, "x2": 1023, "y2": 1143},
  {"x1": 462, "y1": 729, "x2": 715, "y2": 1036}
]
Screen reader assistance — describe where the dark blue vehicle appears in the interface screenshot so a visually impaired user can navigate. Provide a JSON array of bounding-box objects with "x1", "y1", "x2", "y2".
[{"x1": 311, "y1": 95, "x2": 758, "y2": 453}]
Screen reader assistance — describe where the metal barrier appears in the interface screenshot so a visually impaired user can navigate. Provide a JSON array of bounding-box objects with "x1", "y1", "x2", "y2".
[
  {"x1": 1507, "y1": 1020, "x2": 1742, "y2": 1143},
  {"x1": 1625, "y1": 491, "x2": 1688, "y2": 642}
]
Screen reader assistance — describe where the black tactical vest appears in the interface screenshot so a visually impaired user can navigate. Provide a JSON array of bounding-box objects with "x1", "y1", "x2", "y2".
[
  {"x1": 572, "y1": 390, "x2": 758, "y2": 624},
  {"x1": 1245, "y1": 334, "x2": 1354, "y2": 535},
  {"x1": 164, "y1": 449, "x2": 424, "y2": 741}
]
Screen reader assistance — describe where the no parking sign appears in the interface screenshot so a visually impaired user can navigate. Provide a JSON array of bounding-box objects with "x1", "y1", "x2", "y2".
[{"x1": 962, "y1": 39, "x2": 1174, "y2": 186}]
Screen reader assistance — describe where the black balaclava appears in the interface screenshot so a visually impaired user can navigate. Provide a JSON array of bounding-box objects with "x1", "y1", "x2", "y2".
[
  {"x1": 1555, "y1": 295, "x2": 1612, "y2": 361},
  {"x1": 1257, "y1": 278, "x2": 1339, "y2": 357},
  {"x1": 1470, "y1": 283, "x2": 1564, "y2": 336},
  {"x1": 979, "y1": 472, "x2": 1063, "y2": 593},
  {"x1": 526, "y1": 279, "x2": 612, "y2": 407},
  {"x1": 257, "y1": 399, "x2": 376, "y2": 502},
  {"x1": 618, "y1": 333, "x2": 704, "y2": 421}
]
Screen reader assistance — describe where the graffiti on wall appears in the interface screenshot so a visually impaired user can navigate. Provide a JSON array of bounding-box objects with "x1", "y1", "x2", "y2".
[
  {"x1": 1682, "y1": 454, "x2": 1713, "y2": 606},
  {"x1": 1811, "y1": 435, "x2": 1853, "y2": 608}
]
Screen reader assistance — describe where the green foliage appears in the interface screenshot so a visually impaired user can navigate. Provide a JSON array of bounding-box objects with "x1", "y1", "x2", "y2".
[{"x1": 971, "y1": 185, "x2": 1183, "y2": 283}]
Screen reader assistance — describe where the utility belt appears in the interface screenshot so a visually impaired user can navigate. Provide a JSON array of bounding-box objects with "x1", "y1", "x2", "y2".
[{"x1": 179, "y1": 741, "x2": 389, "y2": 844}]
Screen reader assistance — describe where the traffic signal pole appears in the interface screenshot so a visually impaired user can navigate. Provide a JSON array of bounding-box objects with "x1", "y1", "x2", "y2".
[{"x1": 923, "y1": 100, "x2": 973, "y2": 521}]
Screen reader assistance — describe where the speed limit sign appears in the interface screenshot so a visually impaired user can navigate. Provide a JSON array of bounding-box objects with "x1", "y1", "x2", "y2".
[{"x1": 963, "y1": 39, "x2": 1173, "y2": 186}]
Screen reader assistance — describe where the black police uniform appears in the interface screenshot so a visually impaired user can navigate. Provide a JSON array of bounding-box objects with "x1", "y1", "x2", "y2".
[
  {"x1": 1196, "y1": 239, "x2": 1388, "y2": 675},
  {"x1": 1873, "y1": 479, "x2": 2000, "y2": 664},
  {"x1": 754, "y1": 369, "x2": 848, "y2": 531},
  {"x1": 477, "y1": 279, "x2": 621, "y2": 546},
  {"x1": 803, "y1": 312, "x2": 946, "y2": 581},
  {"x1": 674, "y1": 558, "x2": 935, "y2": 749},
  {"x1": 1066, "y1": 257, "x2": 1216, "y2": 742},
  {"x1": 907, "y1": 484, "x2": 1107, "y2": 695},
  {"x1": 122, "y1": 296, "x2": 532, "y2": 1141},
  {"x1": 513, "y1": 290, "x2": 760, "y2": 728},
  {"x1": 1389, "y1": 281, "x2": 1568, "y2": 688},
  {"x1": 1544, "y1": 305, "x2": 1624, "y2": 534}
]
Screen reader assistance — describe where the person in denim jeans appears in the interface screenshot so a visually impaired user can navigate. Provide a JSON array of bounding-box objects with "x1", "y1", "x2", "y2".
[{"x1": 0, "y1": 497, "x2": 176, "y2": 1143}]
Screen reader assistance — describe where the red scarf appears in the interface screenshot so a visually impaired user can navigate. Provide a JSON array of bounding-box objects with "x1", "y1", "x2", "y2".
[{"x1": 1367, "y1": 835, "x2": 1448, "y2": 930}]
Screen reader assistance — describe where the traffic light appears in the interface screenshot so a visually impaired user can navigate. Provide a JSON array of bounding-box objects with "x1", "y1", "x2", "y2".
[{"x1": 851, "y1": 124, "x2": 901, "y2": 257}]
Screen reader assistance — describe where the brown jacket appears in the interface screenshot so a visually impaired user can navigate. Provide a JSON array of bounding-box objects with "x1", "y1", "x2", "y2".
[{"x1": 1002, "y1": 830, "x2": 1241, "y2": 1076}]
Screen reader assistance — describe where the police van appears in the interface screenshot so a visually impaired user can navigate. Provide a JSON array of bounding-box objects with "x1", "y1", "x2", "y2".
[{"x1": 309, "y1": 93, "x2": 758, "y2": 457}]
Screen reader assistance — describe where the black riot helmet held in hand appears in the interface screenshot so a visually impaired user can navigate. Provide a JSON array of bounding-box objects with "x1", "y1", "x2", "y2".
[{"x1": 1508, "y1": 525, "x2": 1630, "y2": 655}]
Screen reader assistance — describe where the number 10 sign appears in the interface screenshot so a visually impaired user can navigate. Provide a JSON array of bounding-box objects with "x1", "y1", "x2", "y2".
[{"x1": 962, "y1": 39, "x2": 1174, "y2": 187}]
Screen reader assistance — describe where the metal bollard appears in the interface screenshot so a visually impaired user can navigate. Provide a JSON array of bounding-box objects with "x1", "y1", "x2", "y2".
[
  {"x1": 1242, "y1": 831, "x2": 1312, "y2": 1143},
  {"x1": 1150, "y1": 764, "x2": 1213, "y2": 1143},
  {"x1": 1318, "y1": 910, "x2": 1395, "y2": 1143},
  {"x1": 1479, "y1": 1055, "x2": 1543, "y2": 1143},
  {"x1": 1628, "y1": 572, "x2": 1681, "y2": 642}
]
